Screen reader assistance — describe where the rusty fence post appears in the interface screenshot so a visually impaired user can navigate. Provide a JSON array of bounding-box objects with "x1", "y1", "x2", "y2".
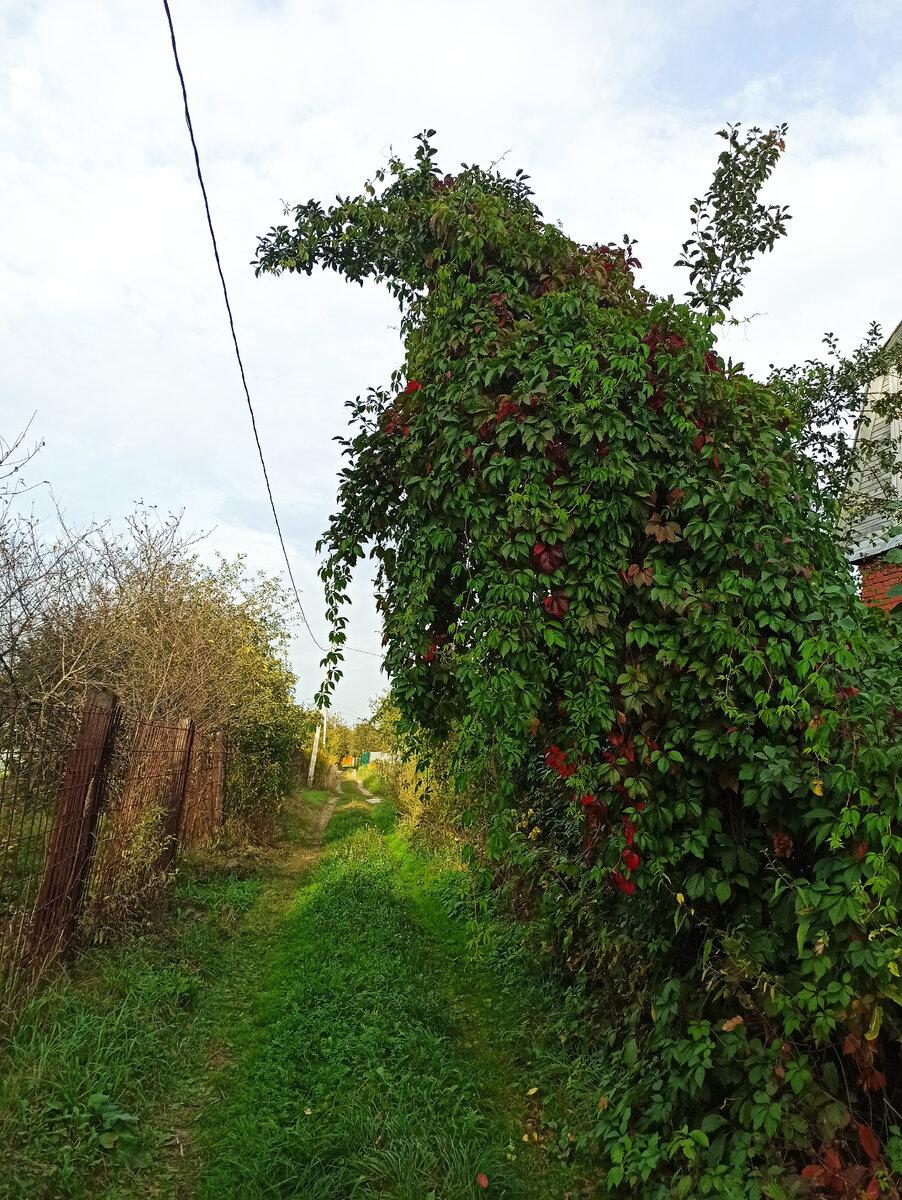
[
  {"x1": 179, "y1": 733, "x2": 205, "y2": 850},
  {"x1": 30, "y1": 690, "x2": 120, "y2": 963},
  {"x1": 182, "y1": 731, "x2": 227, "y2": 849},
  {"x1": 211, "y1": 732, "x2": 228, "y2": 836},
  {"x1": 155, "y1": 718, "x2": 194, "y2": 874}
]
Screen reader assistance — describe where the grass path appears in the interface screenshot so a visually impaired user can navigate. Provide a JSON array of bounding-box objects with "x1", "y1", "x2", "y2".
[
  {"x1": 1, "y1": 783, "x2": 596, "y2": 1200},
  {"x1": 192, "y1": 781, "x2": 579, "y2": 1200}
]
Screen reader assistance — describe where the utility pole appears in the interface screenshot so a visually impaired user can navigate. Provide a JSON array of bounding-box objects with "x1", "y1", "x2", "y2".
[
  {"x1": 306, "y1": 640, "x2": 332, "y2": 789},
  {"x1": 306, "y1": 719, "x2": 321, "y2": 788}
]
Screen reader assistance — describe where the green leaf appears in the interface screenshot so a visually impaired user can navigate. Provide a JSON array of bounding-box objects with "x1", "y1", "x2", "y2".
[
  {"x1": 623, "y1": 1037, "x2": 638, "y2": 1068},
  {"x1": 796, "y1": 919, "x2": 809, "y2": 957}
]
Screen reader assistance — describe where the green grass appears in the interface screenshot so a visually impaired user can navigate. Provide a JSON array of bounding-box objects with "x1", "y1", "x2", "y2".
[
  {"x1": 0, "y1": 803, "x2": 317, "y2": 1200},
  {"x1": 0, "y1": 890, "x2": 239, "y2": 1198},
  {"x1": 1, "y1": 784, "x2": 604, "y2": 1199},
  {"x1": 321, "y1": 787, "x2": 396, "y2": 845},
  {"x1": 193, "y1": 793, "x2": 585, "y2": 1199},
  {"x1": 356, "y1": 766, "x2": 395, "y2": 803},
  {"x1": 297, "y1": 789, "x2": 331, "y2": 810}
]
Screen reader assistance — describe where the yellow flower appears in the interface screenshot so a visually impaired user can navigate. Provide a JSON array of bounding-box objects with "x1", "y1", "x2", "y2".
[
  {"x1": 676, "y1": 893, "x2": 685, "y2": 904},
  {"x1": 812, "y1": 779, "x2": 823, "y2": 796}
]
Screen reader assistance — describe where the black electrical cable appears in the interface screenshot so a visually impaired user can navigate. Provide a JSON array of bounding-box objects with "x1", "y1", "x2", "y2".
[{"x1": 160, "y1": 0, "x2": 381, "y2": 661}]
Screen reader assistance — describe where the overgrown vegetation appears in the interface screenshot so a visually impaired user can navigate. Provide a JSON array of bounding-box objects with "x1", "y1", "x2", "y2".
[
  {"x1": 256, "y1": 128, "x2": 902, "y2": 1195},
  {"x1": 0, "y1": 438, "x2": 315, "y2": 832}
]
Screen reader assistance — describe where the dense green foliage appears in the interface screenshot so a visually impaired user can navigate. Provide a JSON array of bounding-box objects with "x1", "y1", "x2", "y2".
[
  {"x1": 257, "y1": 133, "x2": 902, "y2": 1195},
  {"x1": 227, "y1": 705, "x2": 316, "y2": 832}
]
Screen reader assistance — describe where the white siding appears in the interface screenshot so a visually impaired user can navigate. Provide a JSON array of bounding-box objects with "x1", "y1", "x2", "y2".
[{"x1": 843, "y1": 319, "x2": 902, "y2": 561}]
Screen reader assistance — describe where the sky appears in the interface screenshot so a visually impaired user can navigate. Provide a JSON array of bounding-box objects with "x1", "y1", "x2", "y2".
[{"x1": 2, "y1": 0, "x2": 902, "y2": 720}]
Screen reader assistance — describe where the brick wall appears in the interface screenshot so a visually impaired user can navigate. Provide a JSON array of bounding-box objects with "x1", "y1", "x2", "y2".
[{"x1": 859, "y1": 554, "x2": 902, "y2": 614}]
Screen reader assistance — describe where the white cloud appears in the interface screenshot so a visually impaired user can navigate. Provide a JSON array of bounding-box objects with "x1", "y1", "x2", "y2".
[{"x1": 2, "y1": 0, "x2": 901, "y2": 713}]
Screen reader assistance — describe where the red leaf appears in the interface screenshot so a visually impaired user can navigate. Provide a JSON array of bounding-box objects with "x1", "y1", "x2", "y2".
[
  {"x1": 543, "y1": 590, "x2": 569, "y2": 618},
  {"x1": 866, "y1": 1178, "x2": 880, "y2": 1198},
  {"x1": 859, "y1": 1124, "x2": 880, "y2": 1161},
  {"x1": 772, "y1": 832, "x2": 793, "y2": 859},
  {"x1": 801, "y1": 1165, "x2": 825, "y2": 1182},
  {"x1": 531, "y1": 542, "x2": 564, "y2": 573},
  {"x1": 823, "y1": 1149, "x2": 842, "y2": 1172},
  {"x1": 861, "y1": 1068, "x2": 887, "y2": 1093},
  {"x1": 477, "y1": 1175, "x2": 488, "y2": 1189}
]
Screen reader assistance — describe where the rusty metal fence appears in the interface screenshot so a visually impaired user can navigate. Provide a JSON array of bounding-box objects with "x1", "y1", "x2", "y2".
[{"x1": 0, "y1": 692, "x2": 229, "y2": 1014}]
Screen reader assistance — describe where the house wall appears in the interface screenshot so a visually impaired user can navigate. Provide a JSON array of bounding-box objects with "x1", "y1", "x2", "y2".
[
  {"x1": 842, "y1": 317, "x2": 902, "y2": 559},
  {"x1": 860, "y1": 554, "x2": 902, "y2": 614}
]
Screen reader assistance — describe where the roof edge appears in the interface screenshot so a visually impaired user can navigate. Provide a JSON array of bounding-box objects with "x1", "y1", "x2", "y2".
[{"x1": 851, "y1": 530, "x2": 902, "y2": 564}]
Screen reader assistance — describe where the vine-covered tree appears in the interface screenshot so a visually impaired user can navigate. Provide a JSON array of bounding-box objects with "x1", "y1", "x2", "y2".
[{"x1": 255, "y1": 131, "x2": 902, "y2": 1196}]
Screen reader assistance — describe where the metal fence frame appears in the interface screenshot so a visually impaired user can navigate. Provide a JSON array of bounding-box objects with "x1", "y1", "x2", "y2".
[{"x1": 1, "y1": 693, "x2": 229, "y2": 1015}]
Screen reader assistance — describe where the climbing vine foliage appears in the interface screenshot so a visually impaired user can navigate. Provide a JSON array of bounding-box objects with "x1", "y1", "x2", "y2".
[{"x1": 256, "y1": 132, "x2": 902, "y2": 1196}]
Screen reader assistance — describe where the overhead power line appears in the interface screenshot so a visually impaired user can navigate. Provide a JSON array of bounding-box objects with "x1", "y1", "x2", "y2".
[{"x1": 160, "y1": 0, "x2": 381, "y2": 662}]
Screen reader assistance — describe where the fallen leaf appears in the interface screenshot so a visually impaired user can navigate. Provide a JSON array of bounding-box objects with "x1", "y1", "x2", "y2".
[
  {"x1": 527, "y1": 1087, "x2": 538, "y2": 1096},
  {"x1": 721, "y1": 1016, "x2": 744, "y2": 1033},
  {"x1": 477, "y1": 1175, "x2": 489, "y2": 1189}
]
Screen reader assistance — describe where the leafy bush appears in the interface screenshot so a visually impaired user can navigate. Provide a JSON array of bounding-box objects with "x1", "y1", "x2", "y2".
[
  {"x1": 226, "y1": 707, "x2": 311, "y2": 836},
  {"x1": 256, "y1": 131, "x2": 902, "y2": 1195}
]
